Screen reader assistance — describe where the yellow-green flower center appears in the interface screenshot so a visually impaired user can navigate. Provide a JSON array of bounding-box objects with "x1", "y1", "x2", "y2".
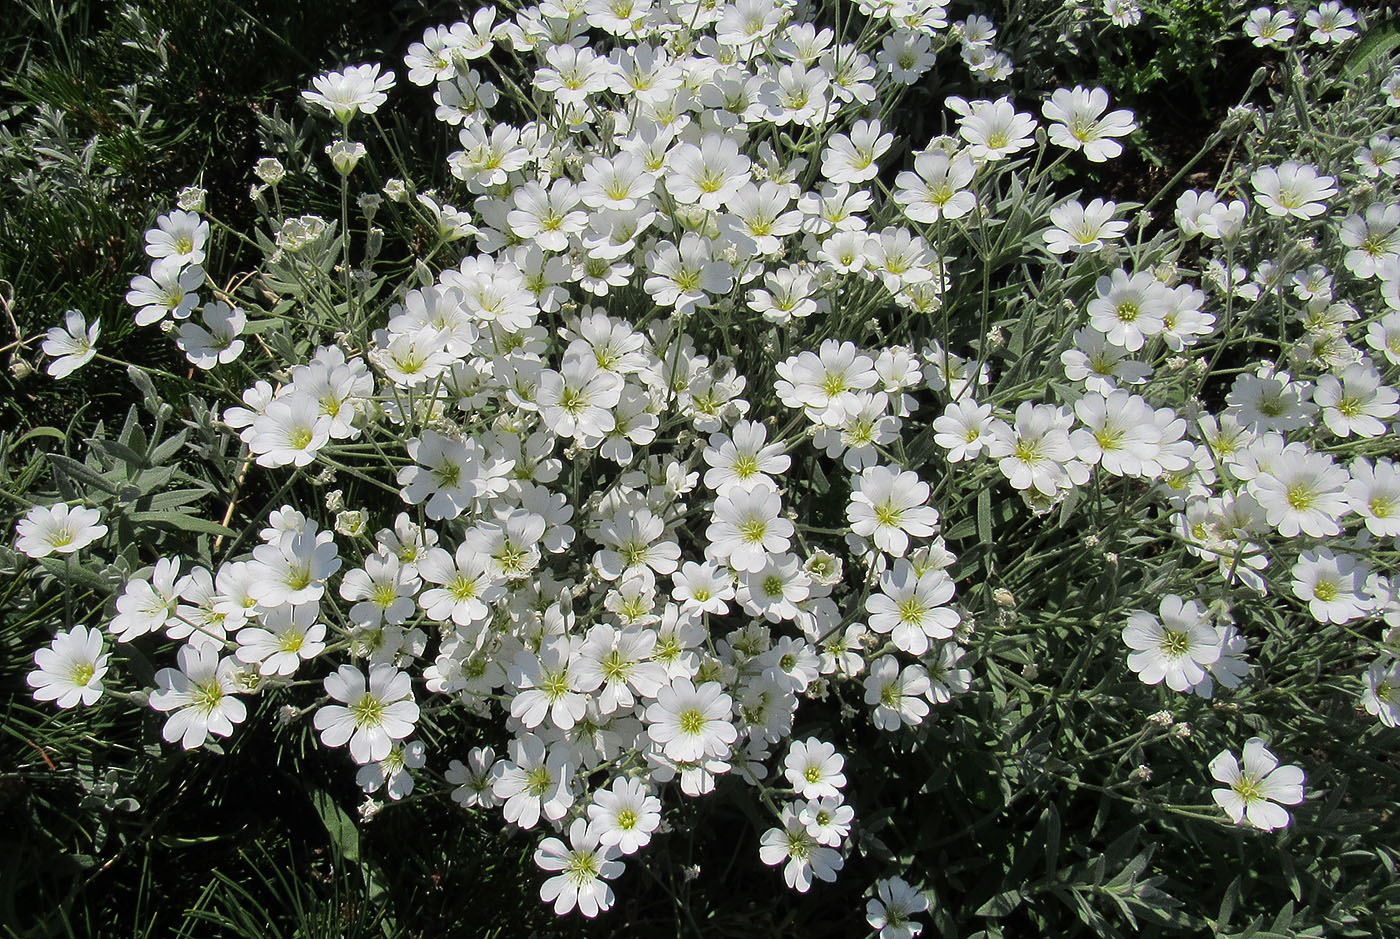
[{"x1": 678, "y1": 708, "x2": 707, "y2": 735}]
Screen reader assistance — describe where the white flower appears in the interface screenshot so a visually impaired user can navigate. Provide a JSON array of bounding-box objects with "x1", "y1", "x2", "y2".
[
  {"x1": 110, "y1": 557, "x2": 182, "y2": 642},
  {"x1": 145, "y1": 209, "x2": 209, "y2": 266},
  {"x1": 865, "y1": 562, "x2": 959, "y2": 655},
  {"x1": 1367, "y1": 310, "x2": 1400, "y2": 365},
  {"x1": 1244, "y1": 7, "x2": 1295, "y2": 46},
  {"x1": 879, "y1": 33, "x2": 936, "y2": 84},
  {"x1": 1070, "y1": 391, "x2": 1163, "y2": 478},
  {"x1": 534, "y1": 43, "x2": 614, "y2": 108},
  {"x1": 703, "y1": 420, "x2": 790, "y2": 494},
  {"x1": 126, "y1": 257, "x2": 202, "y2": 326},
  {"x1": 535, "y1": 818, "x2": 624, "y2": 917},
  {"x1": 578, "y1": 152, "x2": 656, "y2": 212},
  {"x1": 42, "y1": 310, "x2": 99, "y2": 378},
  {"x1": 767, "y1": 61, "x2": 830, "y2": 124},
  {"x1": 893, "y1": 149, "x2": 977, "y2": 222},
  {"x1": 302, "y1": 63, "x2": 396, "y2": 121},
  {"x1": 1361, "y1": 659, "x2": 1400, "y2": 727},
  {"x1": 666, "y1": 134, "x2": 752, "y2": 211},
  {"x1": 176, "y1": 301, "x2": 246, "y2": 369},
  {"x1": 1251, "y1": 162, "x2": 1336, "y2": 219},
  {"x1": 1225, "y1": 371, "x2": 1317, "y2": 433},
  {"x1": 1304, "y1": 2, "x2": 1357, "y2": 44},
  {"x1": 642, "y1": 233, "x2": 734, "y2": 313},
  {"x1": 446, "y1": 746, "x2": 500, "y2": 808},
  {"x1": 313, "y1": 664, "x2": 419, "y2": 764},
  {"x1": 645, "y1": 677, "x2": 737, "y2": 763},
  {"x1": 417, "y1": 543, "x2": 503, "y2": 626},
  {"x1": 1087, "y1": 269, "x2": 1169, "y2": 352},
  {"x1": 1101, "y1": 0, "x2": 1142, "y2": 26},
  {"x1": 509, "y1": 637, "x2": 591, "y2": 731},
  {"x1": 325, "y1": 140, "x2": 367, "y2": 175},
  {"x1": 1313, "y1": 363, "x2": 1397, "y2": 438},
  {"x1": 247, "y1": 526, "x2": 342, "y2": 608},
  {"x1": 1209, "y1": 738, "x2": 1305, "y2": 830},
  {"x1": 573, "y1": 623, "x2": 666, "y2": 715},
  {"x1": 813, "y1": 392, "x2": 900, "y2": 471},
  {"x1": 933, "y1": 399, "x2": 996, "y2": 462},
  {"x1": 339, "y1": 552, "x2": 420, "y2": 627},
  {"x1": 586, "y1": 776, "x2": 662, "y2": 854},
  {"x1": 507, "y1": 179, "x2": 586, "y2": 253},
  {"x1": 952, "y1": 96, "x2": 1037, "y2": 161},
  {"x1": 1339, "y1": 203, "x2": 1400, "y2": 278},
  {"x1": 28, "y1": 625, "x2": 109, "y2": 708},
  {"x1": 864, "y1": 655, "x2": 931, "y2": 730},
  {"x1": 847, "y1": 465, "x2": 941, "y2": 557},
  {"x1": 356, "y1": 739, "x2": 426, "y2": 800},
  {"x1": 1290, "y1": 548, "x2": 1371, "y2": 624},
  {"x1": 821, "y1": 119, "x2": 893, "y2": 185},
  {"x1": 15, "y1": 502, "x2": 106, "y2": 558},
  {"x1": 491, "y1": 734, "x2": 576, "y2": 829},
  {"x1": 1250, "y1": 448, "x2": 1350, "y2": 538},
  {"x1": 249, "y1": 394, "x2": 332, "y2": 468},
  {"x1": 707, "y1": 481, "x2": 794, "y2": 573},
  {"x1": 1346, "y1": 457, "x2": 1400, "y2": 537},
  {"x1": 926, "y1": 641, "x2": 974, "y2": 703},
  {"x1": 536, "y1": 358, "x2": 625, "y2": 441},
  {"x1": 1042, "y1": 86, "x2": 1136, "y2": 162},
  {"x1": 671, "y1": 560, "x2": 736, "y2": 615},
  {"x1": 758, "y1": 806, "x2": 843, "y2": 892},
  {"x1": 776, "y1": 340, "x2": 879, "y2": 421},
  {"x1": 397, "y1": 430, "x2": 513, "y2": 520},
  {"x1": 149, "y1": 644, "x2": 248, "y2": 749},
  {"x1": 867, "y1": 876, "x2": 930, "y2": 939},
  {"x1": 1160, "y1": 284, "x2": 1216, "y2": 350},
  {"x1": 234, "y1": 603, "x2": 327, "y2": 676},
  {"x1": 798, "y1": 795, "x2": 853, "y2": 846},
  {"x1": 986, "y1": 402, "x2": 1078, "y2": 496},
  {"x1": 1044, "y1": 198, "x2": 1128, "y2": 254},
  {"x1": 1122, "y1": 595, "x2": 1222, "y2": 693},
  {"x1": 594, "y1": 509, "x2": 680, "y2": 581},
  {"x1": 1355, "y1": 135, "x2": 1400, "y2": 178},
  {"x1": 783, "y1": 737, "x2": 846, "y2": 800}
]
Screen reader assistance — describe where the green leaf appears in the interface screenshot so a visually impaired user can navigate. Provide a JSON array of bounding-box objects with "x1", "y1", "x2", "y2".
[
  {"x1": 975, "y1": 889, "x2": 1023, "y2": 918},
  {"x1": 148, "y1": 429, "x2": 190, "y2": 466},
  {"x1": 977, "y1": 487, "x2": 993, "y2": 545},
  {"x1": 308, "y1": 787, "x2": 360, "y2": 863},
  {"x1": 37, "y1": 556, "x2": 115, "y2": 592},
  {"x1": 13, "y1": 426, "x2": 66, "y2": 447},
  {"x1": 1216, "y1": 875, "x2": 1241, "y2": 931},
  {"x1": 47, "y1": 453, "x2": 120, "y2": 495},
  {"x1": 1042, "y1": 803, "x2": 1061, "y2": 878},
  {"x1": 144, "y1": 486, "x2": 214, "y2": 511},
  {"x1": 88, "y1": 437, "x2": 152, "y2": 470},
  {"x1": 1343, "y1": 24, "x2": 1400, "y2": 79},
  {"x1": 124, "y1": 510, "x2": 234, "y2": 537}
]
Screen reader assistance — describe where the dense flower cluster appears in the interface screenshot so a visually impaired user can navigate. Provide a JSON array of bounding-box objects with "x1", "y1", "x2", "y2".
[{"x1": 20, "y1": 0, "x2": 1394, "y2": 924}]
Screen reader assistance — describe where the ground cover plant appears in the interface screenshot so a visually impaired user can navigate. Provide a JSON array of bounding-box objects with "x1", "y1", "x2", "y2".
[{"x1": 4, "y1": 0, "x2": 1400, "y2": 936}]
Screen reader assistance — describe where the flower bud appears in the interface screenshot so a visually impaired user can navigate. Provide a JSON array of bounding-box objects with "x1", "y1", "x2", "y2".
[
  {"x1": 177, "y1": 186, "x2": 207, "y2": 212},
  {"x1": 8, "y1": 355, "x2": 34, "y2": 380},
  {"x1": 255, "y1": 157, "x2": 286, "y2": 185},
  {"x1": 326, "y1": 140, "x2": 368, "y2": 175},
  {"x1": 383, "y1": 178, "x2": 408, "y2": 202},
  {"x1": 335, "y1": 510, "x2": 367, "y2": 538}
]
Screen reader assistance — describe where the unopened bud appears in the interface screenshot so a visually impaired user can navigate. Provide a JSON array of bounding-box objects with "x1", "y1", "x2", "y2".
[
  {"x1": 177, "y1": 186, "x2": 206, "y2": 212},
  {"x1": 255, "y1": 157, "x2": 286, "y2": 185},
  {"x1": 9, "y1": 355, "x2": 34, "y2": 380},
  {"x1": 327, "y1": 140, "x2": 368, "y2": 175}
]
